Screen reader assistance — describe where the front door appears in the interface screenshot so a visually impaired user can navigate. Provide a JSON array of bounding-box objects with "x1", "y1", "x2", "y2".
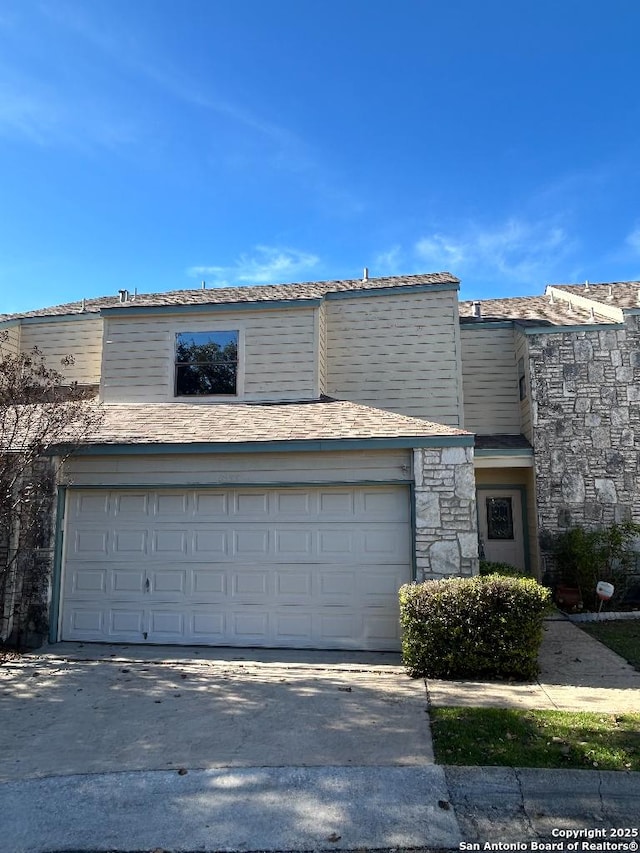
[{"x1": 477, "y1": 489, "x2": 526, "y2": 572}]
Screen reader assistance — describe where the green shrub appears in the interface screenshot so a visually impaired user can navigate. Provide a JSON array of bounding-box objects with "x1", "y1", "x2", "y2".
[
  {"x1": 479, "y1": 560, "x2": 529, "y2": 578},
  {"x1": 543, "y1": 522, "x2": 640, "y2": 610},
  {"x1": 399, "y1": 575, "x2": 552, "y2": 681}
]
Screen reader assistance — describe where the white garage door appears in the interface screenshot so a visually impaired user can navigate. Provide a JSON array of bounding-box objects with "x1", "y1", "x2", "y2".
[{"x1": 60, "y1": 485, "x2": 412, "y2": 650}]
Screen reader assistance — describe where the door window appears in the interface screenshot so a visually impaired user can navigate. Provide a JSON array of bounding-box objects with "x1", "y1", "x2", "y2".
[{"x1": 486, "y1": 497, "x2": 514, "y2": 540}]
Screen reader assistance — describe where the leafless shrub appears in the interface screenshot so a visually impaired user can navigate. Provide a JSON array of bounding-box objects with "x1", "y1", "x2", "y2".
[{"x1": 0, "y1": 330, "x2": 102, "y2": 648}]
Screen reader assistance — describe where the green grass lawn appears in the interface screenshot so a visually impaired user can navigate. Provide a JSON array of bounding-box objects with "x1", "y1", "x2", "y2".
[
  {"x1": 580, "y1": 619, "x2": 640, "y2": 670},
  {"x1": 430, "y1": 707, "x2": 640, "y2": 770}
]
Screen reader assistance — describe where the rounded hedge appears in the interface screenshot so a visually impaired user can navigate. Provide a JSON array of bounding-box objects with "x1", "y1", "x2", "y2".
[{"x1": 399, "y1": 575, "x2": 552, "y2": 681}]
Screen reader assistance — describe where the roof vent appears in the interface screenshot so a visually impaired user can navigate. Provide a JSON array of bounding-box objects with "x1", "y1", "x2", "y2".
[
  {"x1": 589, "y1": 306, "x2": 595, "y2": 320},
  {"x1": 363, "y1": 267, "x2": 369, "y2": 281},
  {"x1": 567, "y1": 300, "x2": 574, "y2": 313},
  {"x1": 80, "y1": 298, "x2": 86, "y2": 313},
  {"x1": 472, "y1": 300, "x2": 482, "y2": 318},
  {"x1": 607, "y1": 284, "x2": 613, "y2": 300},
  {"x1": 585, "y1": 279, "x2": 590, "y2": 290},
  {"x1": 201, "y1": 280, "x2": 207, "y2": 289},
  {"x1": 549, "y1": 290, "x2": 555, "y2": 304},
  {"x1": 118, "y1": 289, "x2": 129, "y2": 304}
]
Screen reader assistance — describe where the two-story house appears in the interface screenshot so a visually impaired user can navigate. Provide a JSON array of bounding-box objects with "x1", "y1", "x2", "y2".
[
  {"x1": 3, "y1": 273, "x2": 638, "y2": 651},
  {"x1": 460, "y1": 280, "x2": 640, "y2": 583},
  {"x1": 0, "y1": 272, "x2": 478, "y2": 651}
]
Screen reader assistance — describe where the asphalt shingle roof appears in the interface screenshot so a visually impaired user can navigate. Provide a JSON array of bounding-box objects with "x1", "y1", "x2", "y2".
[
  {"x1": 549, "y1": 280, "x2": 640, "y2": 310},
  {"x1": 459, "y1": 294, "x2": 611, "y2": 326},
  {"x1": 83, "y1": 399, "x2": 469, "y2": 446},
  {"x1": 0, "y1": 272, "x2": 459, "y2": 322}
]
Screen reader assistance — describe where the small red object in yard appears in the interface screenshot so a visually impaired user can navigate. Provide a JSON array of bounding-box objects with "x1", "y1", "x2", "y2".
[{"x1": 555, "y1": 584, "x2": 582, "y2": 611}]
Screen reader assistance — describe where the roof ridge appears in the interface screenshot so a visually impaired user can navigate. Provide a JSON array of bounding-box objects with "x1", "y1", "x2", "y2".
[{"x1": 1, "y1": 271, "x2": 458, "y2": 322}]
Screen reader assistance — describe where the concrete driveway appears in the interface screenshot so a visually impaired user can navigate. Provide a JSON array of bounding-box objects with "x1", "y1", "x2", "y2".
[
  {"x1": 0, "y1": 643, "x2": 461, "y2": 852},
  {"x1": 0, "y1": 643, "x2": 433, "y2": 781}
]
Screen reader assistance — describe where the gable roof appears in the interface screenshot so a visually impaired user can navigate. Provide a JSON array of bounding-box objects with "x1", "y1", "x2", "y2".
[
  {"x1": 72, "y1": 398, "x2": 471, "y2": 452},
  {"x1": 549, "y1": 280, "x2": 640, "y2": 311},
  {"x1": 0, "y1": 272, "x2": 459, "y2": 322},
  {"x1": 459, "y1": 294, "x2": 612, "y2": 327}
]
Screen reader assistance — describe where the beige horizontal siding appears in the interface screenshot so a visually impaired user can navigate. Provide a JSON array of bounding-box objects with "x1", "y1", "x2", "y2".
[
  {"x1": 1, "y1": 323, "x2": 20, "y2": 356},
  {"x1": 19, "y1": 318, "x2": 102, "y2": 384},
  {"x1": 515, "y1": 330, "x2": 532, "y2": 442},
  {"x1": 63, "y1": 449, "x2": 413, "y2": 486},
  {"x1": 461, "y1": 326, "x2": 520, "y2": 434},
  {"x1": 326, "y1": 290, "x2": 462, "y2": 425},
  {"x1": 101, "y1": 307, "x2": 317, "y2": 403}
]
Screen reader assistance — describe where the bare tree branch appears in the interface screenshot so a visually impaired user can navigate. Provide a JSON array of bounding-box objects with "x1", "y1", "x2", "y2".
[{"x1": 0, "y1": 332, "x2": 102, "y2": 647}]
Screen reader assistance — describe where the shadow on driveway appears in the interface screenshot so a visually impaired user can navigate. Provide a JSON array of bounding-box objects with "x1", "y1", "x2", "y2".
[{"x1": 0, "y1": 644, "x2": 432, "y2": 781}]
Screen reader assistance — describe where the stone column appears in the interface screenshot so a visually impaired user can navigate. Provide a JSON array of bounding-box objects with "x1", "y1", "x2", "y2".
[{"x1": 413, "y1": 446, "x2": 479, "y2": 581}]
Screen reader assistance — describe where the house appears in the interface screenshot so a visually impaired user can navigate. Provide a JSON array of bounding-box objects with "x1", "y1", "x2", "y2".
[
  {"x1": 459, "y1": 281, "x2": 640, "y2": 580},
  {"x1": 1, "y1": 273, "x2": 637, "y2": 651},
  {"x1": 0, "y1": 272, "x2": 477, "y2": 651}
]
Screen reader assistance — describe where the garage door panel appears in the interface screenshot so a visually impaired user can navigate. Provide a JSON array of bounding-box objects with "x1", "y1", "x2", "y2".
[
  {"x1": 275, "y1": 570, "x2": 312, "y2": 597},
  {"x1": 152, "y1": 530, "x2": 188, "y2": 555},
  {"x1": 275, "y1": 529, "x2": 313, "y2": 556},
  {"x1": 113, "y1": 493, "x2": 151, "y2": 517},
  {"x1": 194, "y1": 492, "x2": 230, "y2": 517},
  {"x1": 194, "y1": 530, "x2": 229, "y2": 556},
  {"x1": 149, "y1": 610, "x2": 185, "y2": 638},
  {"x1": 360, "y1": 568, "x2": 408, "y2": 599},
  {"x1": 71, "y1": 569, "x2": 107, "y2": 594},
  {"x1": 74, "y1": 529, "x2": 109, "y2": 556},
  {"x1": 156, "y1": 493, "x2": 190, "y2": 516},
  {"x1": 75, "y1": 492, "x2": 110, "y2": 517},
  {"x1": 275, "y1": 491, "x2": 312, "y2": 516},
  {"x1": 151, "y1": 569, "x2": 187, "y2": 594},
  {"x1": 191, "y1": 610, "x2": 226, "y2": 640},
  {"x1": 114, "y1": 530, "x2": 148, "y2": 554},
  {"x1": 62, "y1": 485, "x2": 412, "y2": 650},
  {"x1": 67, "y1": 608, "x2": 104, "y2": 634},
  {"x1": 361, "y1": 489, "x2": 408, "y2": 519},
  {"x1": 192, "y1": 569, "x2": 226, "y2": 595},
  {"x1": 363, "y1": 614, "x2": 401, "y2": 644},
  {"x1": 110, "y1": 608, "x2": 145, "y2": 636},
  {"x1": 233, "y1": 529, "x2": 270, "y2": 555},
  {"x1": 235, "y1": 492, "x2": 270, "y2": 516},
  {"x1": 232, "y1": 610, "x2": 270, "y2": 639},
  {"x1": 232, "y1": 571, "x2": 270, "y2": 596},
  {"x1": 275, "y1": 612, "x2": 313, "y2": 642}
]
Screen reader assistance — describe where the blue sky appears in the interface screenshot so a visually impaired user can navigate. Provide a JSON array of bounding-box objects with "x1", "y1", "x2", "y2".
[{"x1": 1, "y1": 0, "x2": 640, "y2": 314}]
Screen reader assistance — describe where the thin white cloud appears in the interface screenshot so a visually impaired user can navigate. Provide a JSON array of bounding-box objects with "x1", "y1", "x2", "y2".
[
  {"x1": 35, "y1": 3, "x2": 362, "y2": 214},
  {"x1": 625, "y1": 226, "x2": 640, "y2": 255},
  {"x1": 414, "y1": 218, "x2": 576, "y2": 286},
  {"x1": 374, "y1": 245, "x2": 404, "y2": 276},
  {"x1": 188, "y1": 246, "x2": 321, "y2": 286}
]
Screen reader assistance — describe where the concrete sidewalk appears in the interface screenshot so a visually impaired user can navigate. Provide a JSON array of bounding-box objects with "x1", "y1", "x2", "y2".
[{"x1": 427, "y1": 614, "x2": 640, "y2": 711}]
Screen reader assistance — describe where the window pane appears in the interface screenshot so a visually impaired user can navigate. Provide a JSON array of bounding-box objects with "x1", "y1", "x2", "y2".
[
  {"x1": 486, "y1": 497, "x2": 514, "y2": 540},
  {"x1": 175, "y1": 331, "x2": 238, "y2": 396},
  {"x1": 176, "y1": 331, "x2": 238, "y2": 364}
]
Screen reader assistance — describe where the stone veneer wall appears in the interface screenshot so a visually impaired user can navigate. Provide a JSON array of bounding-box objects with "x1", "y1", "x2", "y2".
[
  {"x1": 528, "y1": 314, "x2": 640, "y2": 537},
  {"x1": 413, "y1": 446, "x2": 479, "y2": 580}
]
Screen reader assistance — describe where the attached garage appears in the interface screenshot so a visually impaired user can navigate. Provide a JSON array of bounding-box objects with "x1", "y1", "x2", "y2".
[
  {"x1": 50, "y1": 399, "x2": 475, "y2": 653},
  {"x1": 59, "y1": 483, "x2": 412, "y2": 651}
]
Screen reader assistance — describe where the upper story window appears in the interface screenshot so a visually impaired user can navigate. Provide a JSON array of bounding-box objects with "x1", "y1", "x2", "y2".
[
  {"x1": 518, "y1": 357, "x2": 527, "y2": 401},
  {"x1": 175, "y1": 331, "x2": 239, "y2": 396}
]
